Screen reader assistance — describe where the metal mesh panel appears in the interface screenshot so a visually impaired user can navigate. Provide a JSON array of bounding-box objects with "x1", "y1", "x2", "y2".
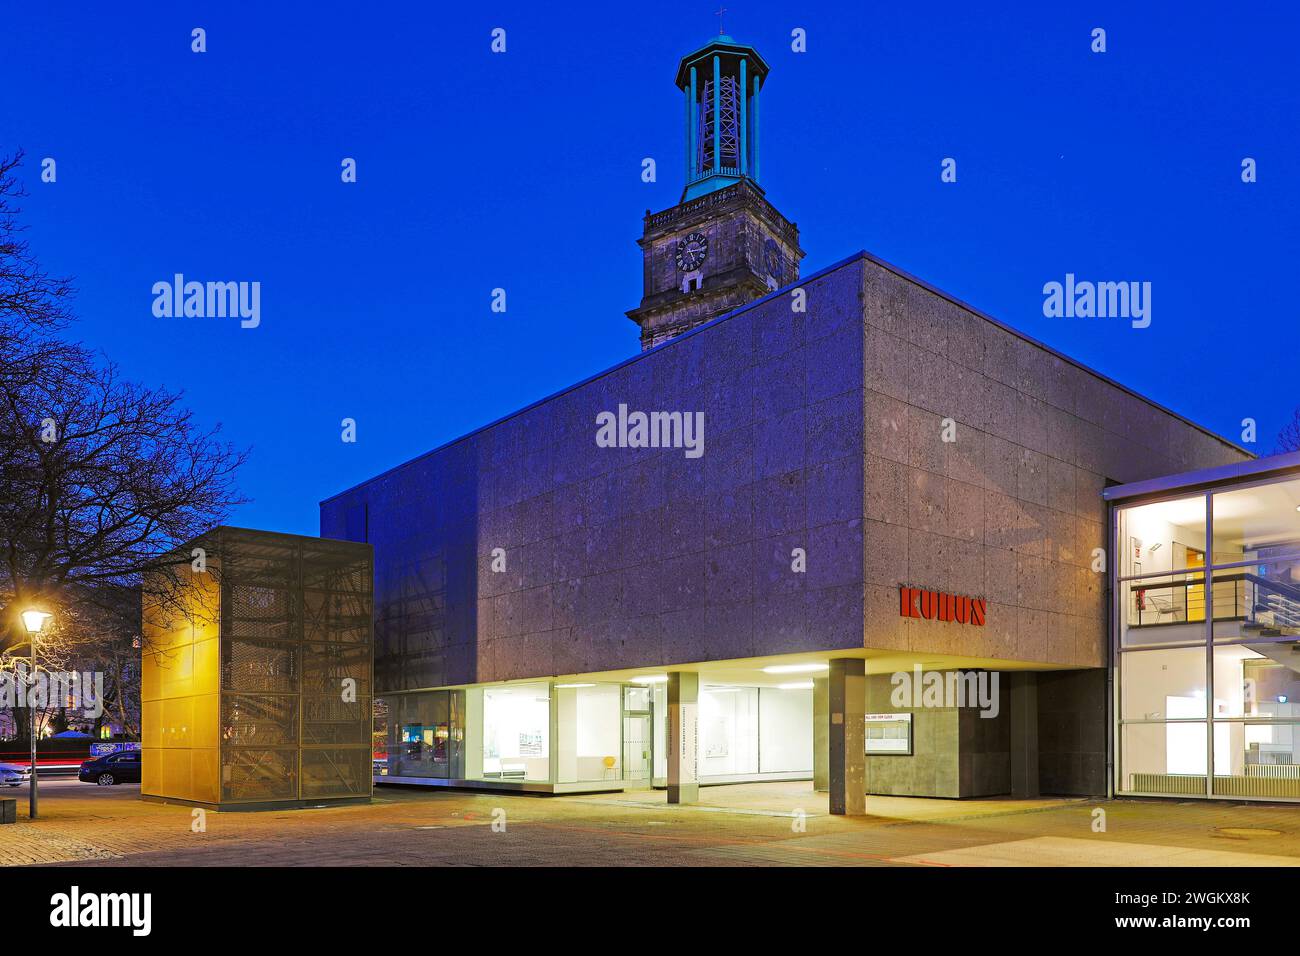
[
  {"x1": 154, "y1": 527, "x2": 372, "y2": 806},
  {"x1": 222, "y1": 638, "x2": 299, "y2": 693},
  {"x1": 301, "y1": 550, "x2": 372, "y2": 593},
  {"x1": 301, "y1": 642, "x2": 370, "y2": 695},
  {"x1": 221, "y1": 531, "x2": 297, "y2": 586},
  {"x1": 222, "y1": 749, "x2": 297, "y2": 802},
  {"x1": 301, "y1": 748, "x2": 370, "y2": 798},
  {"x1": 304, "y1": 589, "x2": 370, "y2": 643},
  {"x1": 302, "y1": 695, "x2": 370, "y2": 745},
  {"x1": 227, "y1": 585, "x2": 296, "y2": 641},
  {"x1": 221, "y1": 694, "x2": 298, "y2": 747}
]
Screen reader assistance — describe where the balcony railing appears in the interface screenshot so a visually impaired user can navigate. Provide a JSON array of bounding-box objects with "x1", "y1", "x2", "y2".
[{"x1": 1127, "y1": 571, "x2": 1300, "y2": 634}]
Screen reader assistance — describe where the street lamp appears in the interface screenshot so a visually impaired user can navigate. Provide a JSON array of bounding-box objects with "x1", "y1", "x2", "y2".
[{"x1": 21, "y1": 609, "x2": 51, "y2": 820}]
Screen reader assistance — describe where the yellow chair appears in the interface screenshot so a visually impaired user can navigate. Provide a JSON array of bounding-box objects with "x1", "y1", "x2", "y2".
[{"x1": 602, "y1": 756, "x2": 617, "y2": 780}]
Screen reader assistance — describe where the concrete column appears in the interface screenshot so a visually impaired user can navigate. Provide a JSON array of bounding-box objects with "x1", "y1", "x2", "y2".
[
  {"x1": 828, "y1": 659, "x2": 866, "y2": 815},
  {"x1": 666, "y1": 672, "x2": 699, "y2": 804},
  {"x1": 1009, "y1": 672, "x2": 1039, "y2": 798},
  {"x1": 812, "y1": 677, "x2": 829, "y2": 792}
]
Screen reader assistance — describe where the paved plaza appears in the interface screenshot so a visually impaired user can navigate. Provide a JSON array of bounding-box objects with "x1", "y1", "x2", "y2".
[{"x1": 3, "y1": 780, "x2": 1297, "y2": 867}]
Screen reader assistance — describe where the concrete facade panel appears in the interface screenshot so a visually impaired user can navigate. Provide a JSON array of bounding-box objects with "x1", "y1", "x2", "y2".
[
  {"x1": 323, "y1": 260, "x2": 867, "y2": 690},
  {"x1": 324, "y1": 252, "x2": 1249, "y2": 689}
]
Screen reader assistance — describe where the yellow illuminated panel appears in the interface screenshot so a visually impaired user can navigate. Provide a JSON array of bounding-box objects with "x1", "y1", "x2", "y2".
[
  {"x1": 141, "y1": 561, "x2": 221, "y2": 806},
  {"x1": 141, "y1": 529, "x2": 373, "y2": 809}
]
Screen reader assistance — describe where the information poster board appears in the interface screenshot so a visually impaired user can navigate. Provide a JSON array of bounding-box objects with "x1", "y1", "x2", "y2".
[{"x1": 865, "y1": 713, "x2": 912, "y2": 755}]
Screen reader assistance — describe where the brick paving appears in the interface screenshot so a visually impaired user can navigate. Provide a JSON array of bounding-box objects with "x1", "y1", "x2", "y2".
[{"x1": 2, "y1": 780, "x2": 1297, "y2": 867}]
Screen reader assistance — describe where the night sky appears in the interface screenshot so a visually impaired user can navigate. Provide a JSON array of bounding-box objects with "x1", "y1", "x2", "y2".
[{"x1": 6, "y1": 2, "x2": 1297, "y2": 535}]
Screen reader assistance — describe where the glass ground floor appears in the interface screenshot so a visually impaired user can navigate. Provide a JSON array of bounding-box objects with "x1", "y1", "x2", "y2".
[
  {"x1": 374, "y1": 674, "x2": 814, "y2": 792},
  {"x1": 369, "y1": 651, "x2": 1109, "y2": 801}
]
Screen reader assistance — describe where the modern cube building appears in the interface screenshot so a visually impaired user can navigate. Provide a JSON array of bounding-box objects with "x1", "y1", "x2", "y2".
[
  {"x1": 141, "y1": 527, "x2": 373, "y2": 810},
  {"x1": 318, "y1": 36, "x2": 1274, "y2": 812}
]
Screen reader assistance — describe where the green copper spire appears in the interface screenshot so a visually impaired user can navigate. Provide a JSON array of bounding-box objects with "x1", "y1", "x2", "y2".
[{"x1": 675, "y1": 36, "x2": 770, "y2": 202}]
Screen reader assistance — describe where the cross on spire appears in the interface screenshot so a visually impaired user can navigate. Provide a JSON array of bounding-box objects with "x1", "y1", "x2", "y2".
[{"x1": 715, "y1": 6, "x2": 726, "y2": 35}]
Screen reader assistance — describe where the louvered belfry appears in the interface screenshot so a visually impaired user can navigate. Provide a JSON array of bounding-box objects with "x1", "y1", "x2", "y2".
[
  {"x1": 679, "y1": 34, "x2": 765, "y2": 202},
  {"x1": 698, "y1": 74, "x2": 741, "y2": 173}
]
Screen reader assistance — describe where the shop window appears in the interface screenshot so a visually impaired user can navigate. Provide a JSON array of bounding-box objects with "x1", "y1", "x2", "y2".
[
  {"x1": 700, "y1": 686, "x2": 759, "y2": 776},
  {"x1": 1211, "y1": 647, "x2": 1300, "y2": 718},
  {"x1": 1120, "y1": 646, "x2": 1207, "y2": 721},
  {"x1": 1120, "y1": 571, "x2": 1207, "y2": 645},
  {"x1": 1118, "y1": 495, "x2": 1208, "y2": 581},
  {"x1": 758, "y1": 686, "x2": 813, "y2": 773},
  {"x1": 1120, "y1": 722, "x2": 1208, "y2": 795},
  {"x1": 1117, "y1": 478, "x2": 1300, "y2": 801},
  {"x1": 556, "y1": 683, "x2": 622, "y2": 783},
  {"x1": 697, "y1": 684, "x2": 813, "y2": 778},
  {"x1": 386, "y1": 690, "x2": 463, "y2": 779},
  {"x1": 1211, "y1": 721, "x2": 1300, "y2": 798},
  {"x1": 1212, "y1": 565, "x2": 1300, "y2": 641},
  {"x1": 1211, "y1": 478, "x2": 1300, "y2": 566},
  {"x1": 476, "y1": 683, "x2": 550, "y2": 782}
]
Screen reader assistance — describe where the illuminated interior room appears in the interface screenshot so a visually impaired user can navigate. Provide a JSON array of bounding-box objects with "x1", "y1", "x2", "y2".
[{"x1": 1110, "y1": 456, "x2": 1300, "y2": 800}]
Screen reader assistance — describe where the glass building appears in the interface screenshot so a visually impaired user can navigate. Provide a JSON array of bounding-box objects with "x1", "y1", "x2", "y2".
[
  {"x1": 375, "y1": 677, "x2": 812, "y2": 792},
  {"x1": 1108, "y1": 452, "x2": 1300, "y2": 801}
]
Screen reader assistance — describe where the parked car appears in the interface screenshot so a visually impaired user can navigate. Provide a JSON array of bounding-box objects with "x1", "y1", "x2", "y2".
[
  {"x1": 78, "y1": 750, "x2": 141, "y2": 786},
  {"x1": 0, "y1": 763, "x2": 32, "y2": 787}
]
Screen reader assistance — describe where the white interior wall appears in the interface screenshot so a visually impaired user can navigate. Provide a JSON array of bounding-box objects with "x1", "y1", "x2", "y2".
[
  {"x1": 758, "y1": 687, "x2": 813, "y2": 772},
  {"x1": 700, "y1": 687, "x2": 758, "y2": 776}
]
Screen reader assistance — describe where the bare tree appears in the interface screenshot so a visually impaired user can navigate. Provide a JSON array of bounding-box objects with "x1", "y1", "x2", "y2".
[
  {"x1": 0, "y1": 152, "x2": 247, "y2": 743},
  {"x1": 1276, "y1": 407, "x2": 1300, "y2": 455},
  {"x1": 0, "y1": 353, "x2": 248, "y2": 650},
  {"x1": 0, "y1": 150, "x2": 72, "y2": 374}
]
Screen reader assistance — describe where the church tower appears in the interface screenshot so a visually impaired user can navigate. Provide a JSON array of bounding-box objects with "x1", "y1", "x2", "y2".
[{"x1": 627, "y1": 35, "x2": 805, "y2": 350}]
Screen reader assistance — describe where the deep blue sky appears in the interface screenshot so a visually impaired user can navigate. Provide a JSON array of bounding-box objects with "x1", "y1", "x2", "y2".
[{"x1": 6, "y1": 3, "x2": 1298, "y2": 536}]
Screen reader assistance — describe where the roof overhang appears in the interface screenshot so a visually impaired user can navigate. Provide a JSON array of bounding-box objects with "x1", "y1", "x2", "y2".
[
  {"x1": 1103, "y1": 450, "x2": 1300, "y2": 504},
  {"x1": 675, "y1": 37, "x2": 770, "y2": 89}
]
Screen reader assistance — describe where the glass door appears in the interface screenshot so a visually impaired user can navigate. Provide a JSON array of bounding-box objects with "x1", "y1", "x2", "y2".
[
  {"x1": 622, "y1": 685, "x2": 652, "y2": 786},
  {"x1": 622, "y1": 714, "x2": 652, "y2": 783}
]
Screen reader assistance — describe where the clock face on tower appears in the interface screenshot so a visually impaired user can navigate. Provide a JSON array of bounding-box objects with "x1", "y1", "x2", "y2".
[{"x1": 675, "y1": 232, "x2": 708, "y2": 272}]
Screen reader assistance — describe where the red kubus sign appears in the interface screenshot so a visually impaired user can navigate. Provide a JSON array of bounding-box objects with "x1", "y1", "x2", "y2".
[{"x1": 899, "y1": 586, "x2": 986, "y2": 626}]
